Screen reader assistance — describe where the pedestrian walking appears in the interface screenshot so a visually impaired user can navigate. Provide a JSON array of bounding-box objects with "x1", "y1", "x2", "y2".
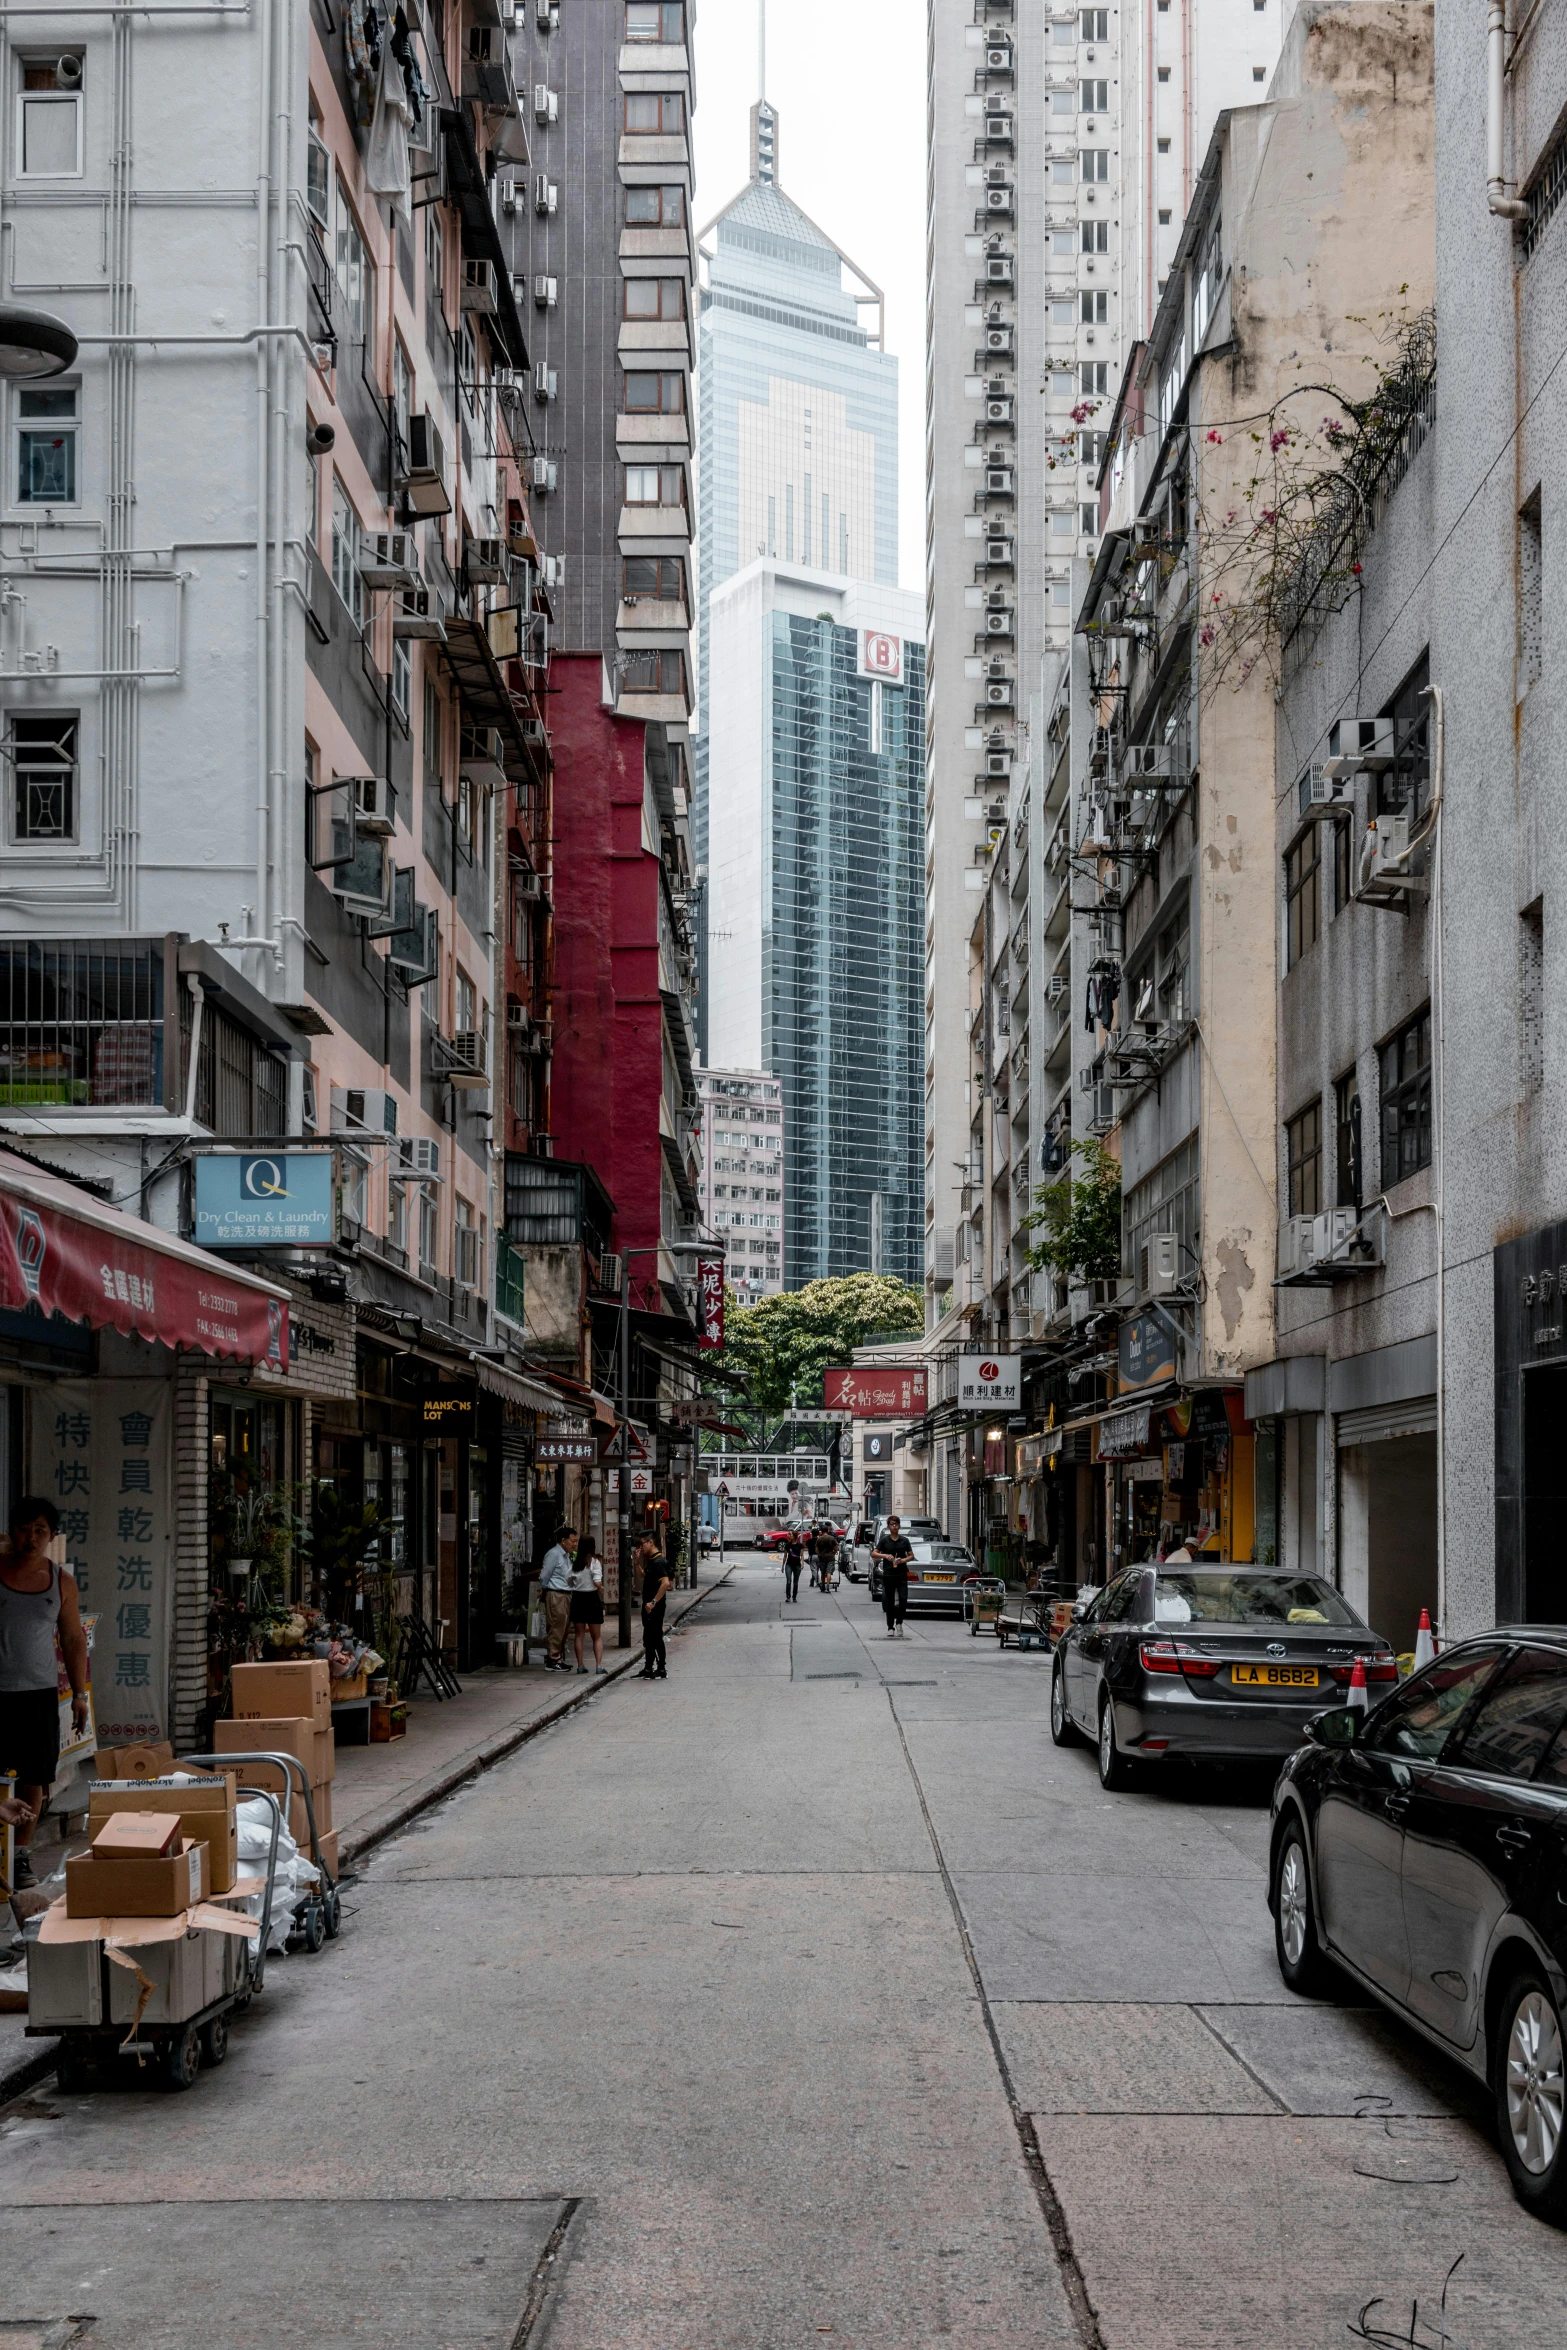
[
  {"x1": 636, "y1": 1533, "x2": 671, "y2": 1680},
  {"x1": 782, "y1": 1530, "x2": 803, "y2": 1604},
  {"x1": 538, "y1": 1526, "x2": 578, "y2": 1670},
  {"x1": 569, "y1": 1535, "x2": 607, "y2": 1674},
  {"x1": 813, "y1": 1524, "x2": 838, "y2": 1594},
  {"x1": 1, "y1": 1496, "x2": 89, "y2": 1890},
  {"x1": 874, "y1": 1515, "x2": 914, "y2": 1638}
]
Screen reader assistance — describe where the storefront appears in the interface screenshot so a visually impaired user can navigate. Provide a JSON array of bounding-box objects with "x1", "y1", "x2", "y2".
[
  {"x1": 1090, "y1": 1388, "x2": 1255, "y2": 1574},
  {"x1": 1494, "y1": 1223, "x2": 1567, "y2": 1624}
]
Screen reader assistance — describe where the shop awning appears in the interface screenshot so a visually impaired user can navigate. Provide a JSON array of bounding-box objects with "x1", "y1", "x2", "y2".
[
  {"x1": 0, "y1": 1148, "x2": 290, "y2": 1369},
  {"x1": 471, "y1": 1356, "x2": 563, "y2": 1414}
]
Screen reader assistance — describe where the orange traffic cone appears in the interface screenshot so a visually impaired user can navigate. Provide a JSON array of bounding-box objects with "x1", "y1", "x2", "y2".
[
  {"x1": 1413, "y1": 1609, "x2": 1437, "y2": 1671},
  {"x1": 1347, "y1": 1655, "x2": 1369, "y2": 1714}
]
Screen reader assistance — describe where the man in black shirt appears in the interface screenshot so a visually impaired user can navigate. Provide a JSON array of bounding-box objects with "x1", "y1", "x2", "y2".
[
  {"x1": 636, "y1": 1534, "x2": 671, "y2": 1679},
  {"x1": 874, "y1": 1516, "x2": 914, "y2": 1637}
]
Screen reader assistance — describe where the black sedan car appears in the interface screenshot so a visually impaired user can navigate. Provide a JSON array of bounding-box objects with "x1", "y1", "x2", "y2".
[
  {"x1": 1270, "y1": 1632, "x2": 1567, "y2": 2223},
  {"x1": 1050, "y1": 1564, "x2": 1397, "y2": 1787}
]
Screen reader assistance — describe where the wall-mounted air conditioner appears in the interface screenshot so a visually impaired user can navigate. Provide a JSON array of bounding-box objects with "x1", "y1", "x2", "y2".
[
  {"x1": 530, "y1": 456, "x2": 557, "y2": 494},
  {"x1": 1298, "y1": 763, "x2": 1352, "y2": 821},
  {"x1": 1141, "y1": 1232, "x2": 1179, "y2": 1296},
  {"x1": 348, "y1": 776, "x2": 396, "y2": 836},
  {"x1": 400, "y1": 412, "x2": 450, "y2": 516},
  {"x1": 533, "y1": 360, "x2": 558, "y2": 402},
  {"x1": 466, "y1": 537, "x2": 510, "y2": 587},
  {"x1": 444, "y1": 1030, "x2": 489, "y2": 1089},
  {"x1": 533, "y1": 273, "x2": 558, "y2": 308},
  {"x1": 331, "y1": 1084, "x2": 398, "y2": 1136},
  {"x1": 399, "y1": 1135, "x2": 443, "y2": 1181},
  {"x1": 534, "y1": 83, "x2": 559, "y2": 123},
  {"x1": 461, "y1": 257, "x2": 498, "y2": 316},
  {"x1": 360, "y1": 531, "x2": 420, "y2": 590},
  {"x1": 1327, "y1": 714, "x2": 1396, "y2": 773},
  {"x1": 394, "y1": 587, "x2": 445, "y2": 642},
  {"x1": 535, "y1": 173, "x2": 558, "y2": 214}
]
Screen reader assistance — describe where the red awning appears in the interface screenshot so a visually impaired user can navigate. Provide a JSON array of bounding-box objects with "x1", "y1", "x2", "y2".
[{"x1": 0, "y1": 1149, "x2": 290, "y2": 1369}]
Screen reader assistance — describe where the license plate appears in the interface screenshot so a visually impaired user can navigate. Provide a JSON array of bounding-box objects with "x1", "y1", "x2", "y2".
[
  {"x1": 1231, "y1": 1662, "x2": 1318, "y2": 1688},
  {"x1": 923, "y1": 1573, "x2": 956, "y2": 1583}
]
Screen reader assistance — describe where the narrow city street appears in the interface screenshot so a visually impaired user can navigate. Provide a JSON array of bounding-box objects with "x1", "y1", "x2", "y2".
[{"x1": 4, "y1": 1562, "x2": 1565, "y2": 2349}]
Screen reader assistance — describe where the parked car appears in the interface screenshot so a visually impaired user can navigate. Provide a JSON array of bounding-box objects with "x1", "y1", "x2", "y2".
[
  {"x1": 1050, "y1": 1564, "x2": 1397, "y2": 1788},
  {"x1": 1269, "y1": 1632, "x2": 1567, "y2": 2223},
  {"x1": 872, "y1": 1514, "x2": 944, "y2": 1549},
  {"x1": 868, "y1": 1539, "x2": 978, "y2": 1614},
  {"x1": 843, "y1": 1523, "x2": 876, "y2": 1581}
]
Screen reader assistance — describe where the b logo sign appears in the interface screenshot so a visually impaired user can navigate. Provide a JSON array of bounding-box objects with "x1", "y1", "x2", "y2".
[{"x1": 858, "y1": 629, "x2": 903, "y2": 684}]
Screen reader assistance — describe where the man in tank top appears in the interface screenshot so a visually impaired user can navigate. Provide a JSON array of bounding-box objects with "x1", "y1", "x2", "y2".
[{"x1": 1, "y1": 1496, "x2": 89, "y2": 1890}]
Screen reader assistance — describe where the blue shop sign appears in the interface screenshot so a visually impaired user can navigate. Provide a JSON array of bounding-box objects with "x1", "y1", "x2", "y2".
[{"x1": 194, "y1": 1152, "x2": 336, "y2": 1248}]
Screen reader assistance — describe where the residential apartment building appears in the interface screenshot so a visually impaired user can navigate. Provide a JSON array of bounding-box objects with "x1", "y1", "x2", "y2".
[
  {"x1": 705, "y1": 563, "x2": 925, "y2": 1289},
  {"x1": 696, "y1": 1066, "x2": 785, "y2": 1304},
  {"x1": 693, "y1": 98, "x2": 899, "y2": 1049},
  {"x1": 0, "y1": 0, "x2": 557, "y2": 1725}
]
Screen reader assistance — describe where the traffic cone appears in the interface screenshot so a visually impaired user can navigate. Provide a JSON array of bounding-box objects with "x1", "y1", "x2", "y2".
[
  {"x1": 1413, "y1": 1609, "x2": 1437, "y2": 1671},
  {"x1": 1347, "y1": 1655, "x2": 1369, "y2": 1714}
]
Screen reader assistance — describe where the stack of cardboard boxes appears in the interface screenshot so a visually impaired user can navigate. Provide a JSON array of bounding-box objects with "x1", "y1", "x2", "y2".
[{"x1": 214, "y1": 1659, "x2": 337, "y2": 1877}]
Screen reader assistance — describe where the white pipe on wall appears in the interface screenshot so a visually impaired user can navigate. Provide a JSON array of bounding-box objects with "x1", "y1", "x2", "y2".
[{"x1": 1488, "y1": 0, "x2": 1529, "y2": 219}]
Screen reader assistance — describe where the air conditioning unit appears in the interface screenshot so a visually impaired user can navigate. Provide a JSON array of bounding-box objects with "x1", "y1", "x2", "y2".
[
  {"x1": 984, "y1": 752, "x2": 1010, "y2": 778},
  {"x1": 460, "y1": 722, "x2": 506, "y2": 786},
  {"x1": 1046, "y1": 972, "x2": 1067, "y2": 1002},
  {"x1": 505, "y1": 999, "x2": 530, "y2": 1031},
  {"x1": 535, "y1": 172, "x2": 558, "y2": 214},
  {"x1": 541, "y1": 554, "x2": 565, "y2": 590},
  {"x1": 985, "y1": 396, "x2": 1014, "y2": 424},
  {"x1": 1132, "y1": 516, "x2": 1161, "y2": 551},
  {"x1": 985, "y1": 257, "x2": 1014, "y2": 284},
  {"x1": 466, "y1": 537, "x2": 509, "y2": 587},
  {"x1": 1328, "y1": 715, "x2": 1396, "y2": 772},
  {"x1": 394, "y1": 586, "x2": 445, "y2": 641},
  {"x1": 1276, "y1": 1215, "x2": 1314, "y2": 1281},
  {"x1": 985, "y1": 606, "x2": 1014, "y2": 634},
  {"x1": 1311, "y1": 1208, "x2": 1359, "y2": 1269},
  {"x1": 1090, "y1": 724, "x2": 1118, "y2": 773},
  {"x1": 534, "y1": 82, "x2": 559, "y2": 123},
  {"x1": 461, "y1": 257, "x2": 498, "y2": 315},
  {"x1": 348, "y1": 775, "x2": 396, "y2": 836},
  {"x1": 444, "y1": 1030, "x2": 489, "y2": 1090},
  {"x1": 1124, "y1": 744, "x2": 1170, "y2": 780},
  {"x1": 530, "y1": 456, "x2": 557, "y2": 494},
  {"x1": 1358, "y1": 812, "x2": 1421, "y2": 902},
  {"x1": 533, "y1": 360, "x2": 558, "y2": 402},
  {"x1": 986, "y1": 43, "x2": 1012, "y2": 68},
  {"x1": 984, "y1": 537, "x2": 1013, "y2": 564},
  {"x1": 1298, "y1": 763, "x2": 1352, "y2": 820},
  {"x1": 398, "y1": 1135, "x2": 443, "y2": 1181},
  {"x1": 985, "y1": 680, "x2": 1014, "y2": 706},
  {"x1": 1141, "y1": 1231, "x2": 1179, "y2": 1296},
  {"x1": 360, "y1": 530, "x2": 420, "y2": 589},
  {"x1": 331, "y1": 1084, "x2": 398, "y2": 1136},
  {"x1": 400, "y1": 412, "x2": 449, "y2": 516},
  {"x1": 985, "y1": 185, "x2": 1014, "y2": 213},
  {"x1": 985, "y1": 467, "x2": 1014, "y2": 493},
  {"x1": 535, "y1": 0, "x2": 553, "y2": 23},
  {"x1": 514, "y1": 868, "x2": 543, "y2": 900},
  {"x1": 984, "y1": 326, "x2": 1014, "y2": 354},
  {"x1": 533, "y1": 273, "x2": 558, "y2": 308},
  {"x1": 985, "y1": 114, "x2": 1014, "y2": 139}
]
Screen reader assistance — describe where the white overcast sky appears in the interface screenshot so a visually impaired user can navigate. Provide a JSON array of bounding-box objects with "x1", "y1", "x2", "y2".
[{"x1": 692, "y1": 0, "x2": 927, "y2": 594}]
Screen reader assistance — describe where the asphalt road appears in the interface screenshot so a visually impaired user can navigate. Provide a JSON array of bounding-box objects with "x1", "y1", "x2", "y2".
[{"x1": 3, "y1": 1559, "x2": 1565, "y2": 2348}]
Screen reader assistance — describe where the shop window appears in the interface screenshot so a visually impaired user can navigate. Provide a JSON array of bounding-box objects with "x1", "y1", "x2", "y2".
[
  {"x1": 1335, "y1": 1069, "x2": 1361, "y2": 1209},
  {"x1": 8, "y1": 714, "x2": 78, "y2": 842},
  {"x1": 1285, "y1": 1100, "x2": 1322, "y2": 1218},
  {"x1": 1379, "y1": 1008, "x2": 1432, "y2": 1184},
  {"x1": 1285, "y1": 827, "x2": 1321, "y2": 966}
]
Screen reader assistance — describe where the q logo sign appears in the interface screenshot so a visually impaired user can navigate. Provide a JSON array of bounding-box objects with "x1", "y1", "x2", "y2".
[
  {"x1": 860, "y1": 629, "x2": 903, "y2": 683},
  {"x1": 979, "y1": 1359, "x2": 1000, "y2": 1381},
  {"x1": 242, "y1": 1156, "x2": 290, "y2": 1200}
]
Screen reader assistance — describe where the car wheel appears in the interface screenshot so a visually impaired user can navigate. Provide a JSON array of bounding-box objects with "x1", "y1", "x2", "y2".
[
  {"x1": 1050, "y1": 1657, "x2": 1083, "y2": 1747},
  {"x1": 1097, "y1": 1692, "x2": 1133, "y2": 1790},
  {"x1": 1272, "y1": 1817, "x2": 1332, "y2": 1996},
  {"x1": 1494, "y1": 1968, "x2": 1567, "y2": 2221}
]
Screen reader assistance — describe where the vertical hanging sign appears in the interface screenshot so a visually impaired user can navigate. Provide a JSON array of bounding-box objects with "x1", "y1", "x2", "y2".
[{"x1": 697, "y1": 1256, "x2": 726, "y2": 1351}]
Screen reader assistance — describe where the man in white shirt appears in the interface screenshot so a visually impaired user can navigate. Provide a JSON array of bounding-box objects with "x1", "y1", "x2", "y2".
[{"x1": 538, "y1": 1527, "x2": 578, "y2": 1670}]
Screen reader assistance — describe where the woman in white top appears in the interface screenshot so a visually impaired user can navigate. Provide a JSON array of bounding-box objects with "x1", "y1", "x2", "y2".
[{"x1": 568, "y1": 1535, "x2": 606, "y2": 1675}]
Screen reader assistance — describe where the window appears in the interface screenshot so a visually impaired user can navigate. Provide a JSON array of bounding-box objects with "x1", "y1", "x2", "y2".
[
  {"x1": 1381, "y1": 654, "x2": 1431, "y2": 819},
  {"x1": 1331, "y1": 816, "x2": 1352, "y2": 913},
  {"x1": 623, "y1": 555, "x2": 684, "y2": 600},
  {"x1": 17, "y1": 57, "x2": 82, "y2": 178},
  {"x1": 624, "y1": 182, "x2": 685, "y2": 226},
  {"x1": 1158, "y1": 64, "x2": 1171, "y2": 81},
  {"x1": 1081, "y1": 290, "x2": 1108, "y2": 324},
  {"x1": 1080, "y1": 149, "x2": 1109, "y2": 182},
  {"x1": 425, "y1": 206, "x2": 446, "y2": 316},
  {"x1": 8, "y1": 715, "x2": 78, "y2": 842},
  {"x1": 622, "y1": 369, "x2": 685, "y2": 412},
  {"x1": 1285, "y1": 827, "x2": 1321, "y2": 966},
  {"x1": 454, "y1": 1197, "x2": 483, "y2": 1291},
  {"x1": 457, "y1": 772, "x2": 475, "y2": 847},
  {"x1": 1080, "y1": 9, "x2": 1109, "y2": 35},
  {"x1": 1521, "y1": 897, "x2": 1545, "y2": 1094},
  {"x1": 1285, "y1": 1101, "x2": 1322, "y2": 1218},
  {"x1": 1367, "y1": 1650, "x2": 1505, "y2": 1760},
  {"x1": 624, "y1": 91, "x2": 684, "y2": 133},
  {"x1": 622, "y1": 649, "x2": 685, "y2": 696},
  {"x1": 331, "y1": 479, "x2": 366, "y2": 629},
  {"x1": 388, "y1": 1180, "x2": 408, "y2": 1255},
  {"x1": 1335, "y1": 1070, "x2": 1361, "y2": 1209},
  {"x1": 423, "y1": 678, "x2": 445, "y2": 802},
  {"x1": 418, "y1": 1187, "x2": 439, "y2": 1278},
  {"x1": 625, "y1": 0, "x2": 683, "y2": 38},
  {"x1": 1080, "y1": 431, "x2": 1106, "y2": 467},
  {"x1": 1158, "y1": 208, "x2": 1172, "y2": 224},
  {"x1": 1157, "y1": 135, "x2": 1171, "y2": 153},
  {"x1": 624, "y1": 463, "x2": 685, "y2": 506},
  {"x1": 392, "y1": 634, "x2": 411, "y2": 722},
  {"x1": 307, "y1": 124, "x2": 330, "y2": 232},
  {"x1": 1080, "y1": 361, "x2": 1108, "y2": 396},
  {"x1": 1520, "y1": 486, "x2": 1543, "y2": 693},
  {"x1": 1379, "y1": 1008, "x2": 1432, "y2": 1183},
  {"x1": 335, "y1": 194, "x2": 373, "y2": 347},
  {"x1": 623, "y1": 277, "x2": 685, "y2": 321},
  {"x1": 1080, "y1": 79, "x2": 1108, "y2": 110},
  {"x1": 1452, "y1": 1649, "x2": 1567, "y2": 1782},
  {"x1": 15, "y1": 385, "x2": 79, "y2": 505},
  {"x1": 456, "y1": 968, "x2": 476, "y2": 1032},
  {"x1": 1082, "y1": 220, "x2": 1108, "y2": 254},
  {"x1": 1252, "y1": 65, "x2": 1266, "y2": 80}
]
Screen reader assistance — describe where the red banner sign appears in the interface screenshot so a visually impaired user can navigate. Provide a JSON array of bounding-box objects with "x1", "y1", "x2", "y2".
[
  {"x1": 823, "y1": 1367, "x2": 928, "y2": 1418},
  {"x1": 0, "y1": 1155, "x2": 289, "y2": 1370},
  {"x1": 697, "y1": 1255, "x2": 725, "y2": 1351}
]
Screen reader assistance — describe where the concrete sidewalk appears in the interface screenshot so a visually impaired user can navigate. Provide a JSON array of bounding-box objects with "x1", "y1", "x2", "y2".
[{"x1": 0, "y1": 1568, "x2": 729, "y2": 2105}]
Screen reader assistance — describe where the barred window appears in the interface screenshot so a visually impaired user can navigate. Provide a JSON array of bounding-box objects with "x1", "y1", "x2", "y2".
[{"x1": 8, "y1": 715, "x2": 78, "y2": 842}]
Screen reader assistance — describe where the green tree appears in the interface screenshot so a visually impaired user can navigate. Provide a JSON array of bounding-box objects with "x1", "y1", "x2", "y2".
[
  {"x1": 1023, "y1": 1139, "x2": 1122, "y2": 1282},
  {"x1": 715, "y1": 1273, "x2": 924, "y2": 1416}
]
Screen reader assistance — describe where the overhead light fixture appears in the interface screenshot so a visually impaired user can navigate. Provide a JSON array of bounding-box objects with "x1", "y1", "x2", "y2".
[{"x1": 0, "y1": 303, "x2": 78, "y2": 378}]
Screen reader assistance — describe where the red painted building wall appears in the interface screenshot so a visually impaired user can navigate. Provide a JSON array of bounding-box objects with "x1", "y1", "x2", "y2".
[{"x1": 547, "y1": 654, "x2": 669, "y2": 1285}]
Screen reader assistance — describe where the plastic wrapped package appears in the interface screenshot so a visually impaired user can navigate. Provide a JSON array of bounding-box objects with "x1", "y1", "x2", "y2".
[{"x1": 235, "y1": 1797, "x2": 320, "y2": 1950}]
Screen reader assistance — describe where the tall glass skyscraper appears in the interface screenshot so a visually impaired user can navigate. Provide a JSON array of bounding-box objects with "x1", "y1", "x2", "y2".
[
  {"x1": 694, "y1": 102, "x2": 900, "y2": 1053},
  {"x1": 706, "y1": 566, "x2": 925, "y2": 1290}
]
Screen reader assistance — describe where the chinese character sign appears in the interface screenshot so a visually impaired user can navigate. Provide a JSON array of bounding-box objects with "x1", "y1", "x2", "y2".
[
  {"x1": 697, "y1": 1256, "x2": 725, "y2": 1352},
  {"x1": 822, "y1": 1368, "x2": 928, "y2": 1418},
  {"x1": 956, "y1": 1355, "x2": 1022, "y2": 1411},
  {"x1": 29, "y1": 1377, "x2": 171, "y2": 1744}
]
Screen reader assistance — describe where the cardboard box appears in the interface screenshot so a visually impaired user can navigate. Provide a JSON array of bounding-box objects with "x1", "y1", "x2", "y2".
[
  {"x1": 314, "y1": 1725, "x2": 335, "y2": 1786},
  {"x1": 231, "y1": 1658, "x2": 331, "y2": 1725},
  {"x1": 211, "y1": 1715, "x2": 333, "y2": 1788},
  {"x1": 104, "y1": 1921, "x2": 242, "y2": 2024},
  {"x1": 88, "y1": 1778, "x2": 239, "y2": 1894},
  {"x1": 91, "y1": 1811, "x2": 180, "y2": 1858},
  {"x1": 189, "y1": 1757, "x2": 331, "y2": 1846},
  {"x1": 95, "y1": 1740, "x2": 176, "y2": 1780},
  {"x1": 26, "y1": 1932, "x2": 103, "y2": 2028},
  {"x1": 66, "y1": 1837, "x2": 209, "y2": 1919},
  {"x1": 314, "y1": 1828, "x2": 339, "y2": 1878},
  {"x1": 329, "y1": 1671, "x2": 369, "y2": 1705}
]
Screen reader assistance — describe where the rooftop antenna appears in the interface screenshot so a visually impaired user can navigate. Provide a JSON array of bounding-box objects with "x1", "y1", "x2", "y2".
[{"x1": 750, "y1": 0, "x2": 778, "y2": 182}]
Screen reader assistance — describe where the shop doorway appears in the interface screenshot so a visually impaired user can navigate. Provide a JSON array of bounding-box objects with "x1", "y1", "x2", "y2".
[
  {"x1": 1339, "y1": 1432, "x2": 1438, "y2": 1653},
  {"x1": 1523, "y1": 1363, "x2": 1567, "y2": 1622}
]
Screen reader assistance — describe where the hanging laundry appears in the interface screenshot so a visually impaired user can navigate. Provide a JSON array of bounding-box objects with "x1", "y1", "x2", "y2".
[
  {"x1": 344, "y1": 2, "x2": 377, "y2": 129},
  {"x1": 391, "y1": 10, "x2": 426, "y2": 134},
  {"x1": 365, "y1": 38, "x2": 415, "y2": 218}
]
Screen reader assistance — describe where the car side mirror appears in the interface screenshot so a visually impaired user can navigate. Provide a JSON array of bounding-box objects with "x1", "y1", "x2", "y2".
[{"x1": 1306, "y1": 1705, "x2": 1361, "y2": 1747}]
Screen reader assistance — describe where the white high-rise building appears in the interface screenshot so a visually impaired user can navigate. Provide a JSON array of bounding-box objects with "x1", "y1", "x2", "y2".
[{"x1": 697, "y1": 1068, "x2": 787, "y2": 1305}]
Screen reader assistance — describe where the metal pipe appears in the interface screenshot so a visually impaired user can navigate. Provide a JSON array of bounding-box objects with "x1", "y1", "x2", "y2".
[
  {"x1": 1423, "y1": 685, "x2": 1446, "y2": 1637},
  {"x1": 619, "y1": 1255, "x2": 633, "y2": 1650},
  {"x1": 183, "y1": 974, "x2": 206, "y2": 1121},
  {"x1": 1488, "y1": 0, "x2": 1529, "y2": 218},
  {"x1": 254, "y1": 0, "x2": 275, "y2": 958}
]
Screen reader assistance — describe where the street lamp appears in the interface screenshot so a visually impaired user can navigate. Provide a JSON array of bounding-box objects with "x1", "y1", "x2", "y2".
[{"x1": 0, "y1": 304, "x2": 77, "y2": 378}]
